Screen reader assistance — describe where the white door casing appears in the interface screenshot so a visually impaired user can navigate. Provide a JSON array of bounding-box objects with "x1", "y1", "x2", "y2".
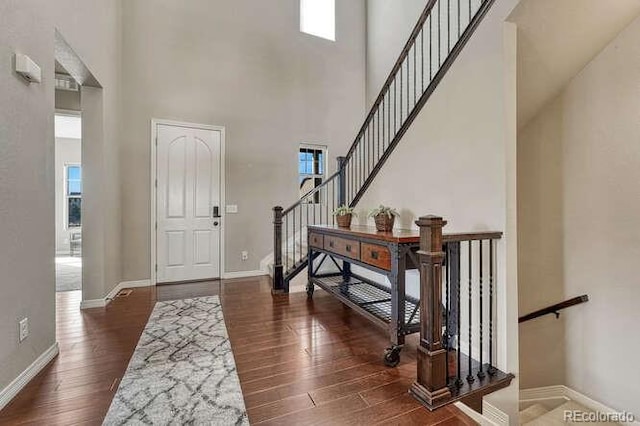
[{"x1": 156, "y1": 124, "x2": 222, "y2": 282}]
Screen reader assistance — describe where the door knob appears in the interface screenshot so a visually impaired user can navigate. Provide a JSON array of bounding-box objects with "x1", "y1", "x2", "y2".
[{"x1": 213, "y1": 221, "x2": 219, "y2": 226}]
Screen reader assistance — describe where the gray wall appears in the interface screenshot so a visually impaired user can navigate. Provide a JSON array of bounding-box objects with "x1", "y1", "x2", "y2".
[
  {"x1": 120, "y1": 0, "x2": 367, "y2": 278},
  {"x1": 0, "y1": 0, "x2": 122, "y2": 392},
  {"x1": 518, "y1": 14, "x2": 640, "y2": 415}
]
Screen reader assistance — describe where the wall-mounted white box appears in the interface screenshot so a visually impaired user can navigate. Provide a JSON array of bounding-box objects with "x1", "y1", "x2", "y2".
[{"x1": 15, "y1": 53, "x2": 41, "y2": 83}]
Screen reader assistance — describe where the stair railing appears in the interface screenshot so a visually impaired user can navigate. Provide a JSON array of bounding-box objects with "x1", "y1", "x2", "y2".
[
  {"x1": 342, "y1": 0, "x2": 497, "y2": 207},
  {"x1": 273, "y1": 0, "x2": 497, "y2": 292},
  {"x1": 411, "y1": 215, "x2": 514, "y2": 409},
  {"x1": 272, "y1": 158, "x2": 345, "y2": 293}
]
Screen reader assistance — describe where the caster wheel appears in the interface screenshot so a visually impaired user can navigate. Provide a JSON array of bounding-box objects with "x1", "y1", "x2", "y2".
[{"x1": 383, "y1": 346, "x2": 401, "y2": 367}]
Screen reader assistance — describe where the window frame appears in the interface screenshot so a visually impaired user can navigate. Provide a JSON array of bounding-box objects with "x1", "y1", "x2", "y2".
[
  {"x1": 65, "y1": 164, "x2": 82, "y2": 229},
  {"x1": 299, "y1": 144, "x2": 328, "y2": 204}
]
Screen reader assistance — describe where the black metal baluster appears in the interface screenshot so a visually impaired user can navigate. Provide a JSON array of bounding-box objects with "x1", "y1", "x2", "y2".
[
  {"x1": 407, "y1": 50, "x2": 410, "y2": 114},
  {"x1": 394, "y1": 77, "x2": 397, "y2": 135},
  {"x1": 455, "y1": 242, "x2": 463, "y2": 388},
  {"x1": 375, "y1": 105, "x2": 384, "y2": 164},
  {"x1": 285, "y1": 215, "x2": 289, "y2": 272},
  {"x1": 388, "y1": 89, "x2": 391, "y2": 147},
  {"x1": 488, "y1": 238, "x2": 496, "y2": 375},
  {"x1": 413, "y1": 44, "x2": 417, "y2": 106},
  {"x1": 382, "y1": 95, "x2": 385, "y2": 155},
  {"x1": 438, "y1": 0, "x2": 442, "y2": 66},
  {"x1": 478, "y1": 240, "x2": 485, "y2": 379},
  {"x1": 400, "y1": 63, "x2": 403, "y2": 123},
  {"x1": 325, "y1": 186, "x2": 328, "y2": 225},
  {"x1": 447, "y1": 0, "x2": 451, "y2": 53},
  {"x1": 370, "y1": 116, "x2": 373, "y2": 172},
  {"x1": 457, "y1": 0, "x2": 461, "y2": 38},
  {"x1": 421, "y1": 27, "x2": 424, "y2": 93},
  {"x1": 469, "y1": 0, "x2": 472, "y2": 22},
  {"x1": 429, "y1": 12, "x2": 433, "y2": 80},
  {"x1": 445, "y1": 243, "x2": 450, "y2": 383},
  {"x1": 467, "y1": 241, "x2": 475, "y2": 383}
]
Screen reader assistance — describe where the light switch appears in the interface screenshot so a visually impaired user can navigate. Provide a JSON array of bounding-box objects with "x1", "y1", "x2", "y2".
[{"x1": 226, "y1": 205, "x2": 238, "y2": 214}]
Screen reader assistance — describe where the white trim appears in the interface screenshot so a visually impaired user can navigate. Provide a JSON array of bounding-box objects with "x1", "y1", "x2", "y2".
[
  {"x1": 0, "y1": 342, "x2": 59, "y2": 411},
  {"x1": 120, "y1": 279, "x2": 152, "y2": 288},
  {"x1": 520, "y1": 386, "x2": 640, "y2": 426},
  {"x1": 80, "y1": 298, "x2": 106, "y2": 309},
  {"x1": 454, "y1": 401, "x2": 499, "y2": 426},
  {"x1": 80, "y1": 279, "x2": 153, "y2": 310},
  {"x1": 482, "y1": 400, "x2": 510, "y2": 426},
  {"x1": 519, "y1": 385, "x2": 566, "y2": 402},
  {"x1": 150, "y1": 119, "x2": 226, "y2": 285},
  {"x1": 222, "y1": 270, "x2": 267, "y2": 279}
]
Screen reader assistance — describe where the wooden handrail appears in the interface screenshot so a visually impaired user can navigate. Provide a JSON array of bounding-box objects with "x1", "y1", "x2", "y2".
[
  {"x1": 519, "y1": 295, "x2": 589, "y2": 323},
  {"x1": 444, "y1": 231, "x2": 503, "y2": 242}
]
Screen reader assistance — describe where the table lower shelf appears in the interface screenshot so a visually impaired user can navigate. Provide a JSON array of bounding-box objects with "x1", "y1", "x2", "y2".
[{"x1": 309, "y1": 273, "x2": 420, "y2": 335}]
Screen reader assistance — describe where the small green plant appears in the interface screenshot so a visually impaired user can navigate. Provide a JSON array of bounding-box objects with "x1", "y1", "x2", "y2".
[
  {"x1": 333, "y1": 205, "x2": 357, "y2": 217},
  {"x1": 368, "y1": 205, "x2": 398, "y2": 218}
]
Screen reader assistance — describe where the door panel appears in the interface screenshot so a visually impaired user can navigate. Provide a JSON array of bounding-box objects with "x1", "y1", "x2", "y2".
[{"x1": 157, "y1": 124, "x2": 221, "y2": 282}]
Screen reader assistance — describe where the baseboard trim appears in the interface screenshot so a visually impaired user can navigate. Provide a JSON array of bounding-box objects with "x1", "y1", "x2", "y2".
[
  {"x1": 454, "y1": 401, "x2": 499, "y2": 426},
  {"x1": 0, "y1": 342, "x2": 59, "y2": 411},
  {"x1": 222, "y1": 270, "x2": 267, "y2": 279},
  {"x1": 520, "y1": 385, "x2": 640, "y2": 426},
  {"x1": 80, "y1": 279, "x2": 153, "y2": 310},
  {"x1": 80, "y1": 298, "x2": 106, "y2": 309},
  {"x1": 119, "y1": 279, "x2": 152, "y2": 289},
  {"x1": 482, "y1": 400, "x2": 510, "y2": 426}
]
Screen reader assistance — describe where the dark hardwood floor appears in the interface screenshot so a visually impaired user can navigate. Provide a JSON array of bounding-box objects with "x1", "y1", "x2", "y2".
[{"x1": 0, "y1": 277, "x2": 476, "y2": 425}]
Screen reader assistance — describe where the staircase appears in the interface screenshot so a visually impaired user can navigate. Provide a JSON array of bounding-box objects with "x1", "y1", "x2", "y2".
[
  {"x1": 271, "y1": 0, "x2": 497, "y2": 292},
  {"x1": 520, "y1": 401, "x2": 624, "y2": 425}
]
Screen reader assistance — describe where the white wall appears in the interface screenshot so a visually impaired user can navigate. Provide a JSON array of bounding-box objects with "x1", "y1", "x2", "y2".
[
  {"x1": 363, "y1": 0, "x2": 521, "y2": 419},
  {"x1": 119, "y1": 0, "x2": 367, "y2": 278},
  {"x1": 55, "y1": 137, "x2": 82, "y2": 254},
  {"x1": 0, "y1": 0, "x2": 121, "y2": 393},
  {"x1": 518, "y1": 14, "x2": 640, "y2": 415}
]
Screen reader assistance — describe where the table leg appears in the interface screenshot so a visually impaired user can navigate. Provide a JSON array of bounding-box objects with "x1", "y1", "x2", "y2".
[
  {"x1": 306, "y1": 247, "x2": 314, "y2": 298},
  {"x1": 386, "y1": 245, "x2": 406, "y2": 367}
]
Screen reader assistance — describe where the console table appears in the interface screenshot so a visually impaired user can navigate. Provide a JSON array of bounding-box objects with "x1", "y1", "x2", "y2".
[{"x1": 306, "y1": 225, "x2": 422, "y2": 366}]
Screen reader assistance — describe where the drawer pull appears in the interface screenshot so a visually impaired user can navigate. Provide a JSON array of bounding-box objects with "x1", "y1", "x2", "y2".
[
  {"x1": 329, "y1": 241, "x2": 334, "y2": 248},
  {"x1": 370, "y1": 251, "x2": 379, "y2": 260},
  {"x1": 346, "y1": 244, "x2": 352, "y2": 252}
]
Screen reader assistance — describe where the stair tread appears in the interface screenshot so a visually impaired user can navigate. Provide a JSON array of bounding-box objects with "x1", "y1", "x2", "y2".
[
  {"x1": 524, "y1": 400, "x2": 620, "y2": 425},
  {"x1": 519, "y1": 404, "x2": 549, "y2": 424}
]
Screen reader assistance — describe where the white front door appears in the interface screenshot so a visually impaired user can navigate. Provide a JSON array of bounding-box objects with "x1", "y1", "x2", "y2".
[{"x1": 156, "y1": 124, "x2": 222, "y2": 283}]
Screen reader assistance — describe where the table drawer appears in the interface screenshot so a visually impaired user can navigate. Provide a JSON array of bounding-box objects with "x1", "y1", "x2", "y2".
[
  {"x1": 309, "y1": 232, "x2": 324, "y2": 249},
  {"x1": 324, "y1": 235, "x2": 360, "y2": 260},
  {"x1": 361, "y1": 243, "x2": 391, "y2": 270}
]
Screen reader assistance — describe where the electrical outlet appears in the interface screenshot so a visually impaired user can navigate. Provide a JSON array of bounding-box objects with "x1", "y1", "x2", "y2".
[
  {"x1": 241, "y1": 251, "x2": 249, "y2": 261},
  {"x1": 19, "y1": 318, "x2": 29, "y2": 342}
]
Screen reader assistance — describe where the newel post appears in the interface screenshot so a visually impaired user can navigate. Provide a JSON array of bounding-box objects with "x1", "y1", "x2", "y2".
[
  {"x1": 272, "y1": 206, "x2": 285, "y2": 294},
  {"x1": 337, "y1": 156, "x2": 346, "y2": 206},
  {"x1": 410, "y1": 215, "x2": 452, "y2": 409}
]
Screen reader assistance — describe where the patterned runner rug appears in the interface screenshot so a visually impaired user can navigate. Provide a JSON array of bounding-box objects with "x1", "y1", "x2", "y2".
[{"x1": 103, "y1": 296, "x2": 248, "y2": 425}]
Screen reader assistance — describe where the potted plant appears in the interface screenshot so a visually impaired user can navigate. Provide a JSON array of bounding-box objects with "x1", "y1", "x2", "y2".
[
  {"x1": 369, "y1": 205, "x2": 398, "y2": 232},
  {"x1": 333, "y1": 205, "x2": 356, "y2": 228}
]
